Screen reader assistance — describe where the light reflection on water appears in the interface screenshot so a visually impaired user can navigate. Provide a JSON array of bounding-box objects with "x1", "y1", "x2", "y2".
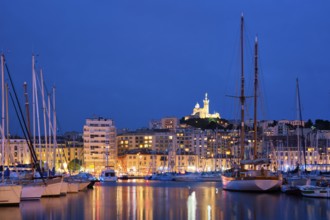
[
  {"x1": 187, "y1": 191, "x2": 196, "y2": 220},
  {"x1": 1, "y1": 180, "x2": 329, "y2": 220}
]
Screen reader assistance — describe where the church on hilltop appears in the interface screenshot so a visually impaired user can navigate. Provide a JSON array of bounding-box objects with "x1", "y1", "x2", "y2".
[{"x1": 185, "y1": 93, "x2": 220, "y2": 120}]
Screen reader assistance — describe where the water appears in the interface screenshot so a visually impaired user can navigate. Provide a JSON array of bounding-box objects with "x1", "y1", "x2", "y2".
[{"x1": 1, "y1": 180, "x2": 329, "y2": 220}]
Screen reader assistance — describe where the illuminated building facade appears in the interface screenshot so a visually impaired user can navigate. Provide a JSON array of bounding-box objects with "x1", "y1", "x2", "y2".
[
  {"x1": 83, "y1": 117, "x2": 117, "y2": 174},
  {"x1": 2, "y1": 135, "x2": 84, "y2": 172},
  {"x1": 185, "y1": 93, "x2": 220, "y2": 120}
]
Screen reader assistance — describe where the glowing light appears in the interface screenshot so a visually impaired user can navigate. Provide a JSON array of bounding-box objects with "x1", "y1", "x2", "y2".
[{"x1": 187, "y1": 191, "x2": 196, "y2": 220}]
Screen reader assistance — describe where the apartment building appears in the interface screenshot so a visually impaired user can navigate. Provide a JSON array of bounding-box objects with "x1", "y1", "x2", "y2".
[{"x1": 83, "y1": 117, "x2": 116, "y2": 174}]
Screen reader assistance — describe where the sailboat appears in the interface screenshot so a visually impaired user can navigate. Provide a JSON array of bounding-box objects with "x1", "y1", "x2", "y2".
[
  {"x1": 221, "y1": 15, "x2": 282, "y2": 191},
  {"x1": 281, "y1": 79, "x2": 310, "y2": 194},
  {"x1": 0, "y1": 54, "x2": 22, "y2": 205}
]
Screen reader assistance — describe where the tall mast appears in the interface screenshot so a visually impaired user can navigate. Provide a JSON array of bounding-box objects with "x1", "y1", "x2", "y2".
[
  {"x1": 239, "y1": 14, "x2": 246, "y2": 168},
  {"x1": 24, "y1": 82, "x2": 31, "y2": 164},
  {"x1": 253, "y1": 36, "x2": 258, "y2": 161},
  {"x1": 34, "y1": 68, "x2": 42, "y2": 169},
  {"x1": 296, "y1": 78, "x2": 307, "y2": 172},
  {"x1": 1, "y1": 54, "x2": 5, "y2": 181},
  {"x1": 5, "y1": 83, "x2": 9, "y2": 166},
  {"x1": 23, "y1": 82, "x2": 31, "y2": 135},
  {"x1": 52, "y1": 86, "x2": 56, "y2": 173},
  {"x1": 40, "y1": 69, "x2": 48, "y2": 172},
  {"x1": 48, "y1": 93, "x2": 52, "y2": 173},
  {"x1": 32, "y1": 55, "x2": 36, "y2": 165}
]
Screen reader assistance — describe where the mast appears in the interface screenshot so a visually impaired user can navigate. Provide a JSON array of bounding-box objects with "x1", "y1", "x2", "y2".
[
  {"x1": 1, "y1": 54, "x2": 5, "y2": 182},
  {"x1": 52, "y1": 86, "x2": 56, "y2": 173},
  {"x1": 48, "y1": 93, "x2": 52, "y2": 174},
  {"x1": 296, "y1": 78, "x2": 307, "y2": 172},
  {"x1": 40, "y1": 69, "x2": 49, "y2": 173},
  {"x1": 24, "y1": 82, "x2": 31, "y2": 164},
  {"x1": 23, "y1": 82, "x2": 31, "y2": 135},
  {"x1": 4, "y1": 54, "x2": 45, "y2": 182},
  {"x1": 32, "y1": 55, "x2": 36, "y2": 166},
  {"x1": 5, "y1": 83, "x2": 10, "y2": 166},
  {"x1": 253, "y1": 36, "x2": 258, "y2": 162},
  {"x1": 33, "y1": 68, "x2": 42, "y2": 169},
  {"x1": 239, "y1": 14, "x2": 246, "y2": 168}
]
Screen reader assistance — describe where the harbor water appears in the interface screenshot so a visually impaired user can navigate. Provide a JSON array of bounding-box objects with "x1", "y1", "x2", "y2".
[{"x1": 1, "y1": 180, "x2": 329, "y2": 220}]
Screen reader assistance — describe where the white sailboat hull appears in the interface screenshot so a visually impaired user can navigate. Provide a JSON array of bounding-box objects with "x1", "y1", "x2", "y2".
[
  {"x1": 0, "y1": 184, "x2": 22, "y2": 205},
  {"x1": 60, "y1": 182, "x2": 68, "y2": 195},
  {"x1": 67, "y1": 182, "x2": 79, "y2": 193},
  {"x1": 42, "y1": 177, "x2": 63, "y2": 197},
  {"x1": 222, "y1": 175, "x2": 282, "y2": 191},
  {"x1": 78, "y1": 181, "x2": 90, "y2": 191},
  {"x1": 21, "y1": 184, "x2": 46, "y2": 201}
]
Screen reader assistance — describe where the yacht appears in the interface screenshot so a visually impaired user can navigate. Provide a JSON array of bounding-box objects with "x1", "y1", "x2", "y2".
[{"x1": 99, "y1": 169, "x2": 117, "y2": 182}]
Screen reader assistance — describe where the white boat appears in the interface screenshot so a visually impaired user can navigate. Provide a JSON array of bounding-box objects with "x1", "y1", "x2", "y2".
[
  {"x1": 0, "y1": 183, "x2": 22, "y2": 205},
  {"x1": 99, "y1": 169, "x2": 117, "y2": 182},
  {"x1": 64, "y1": 175, "x2": 90, "y2": 191},
  {"x1": 73, "y1": 172, "x2": 97, "y2": 188},
  {"x1": 281, "y1": 175, "x2": 309, "y2": 194},
  {"x1": 67, "y1": 182, "x2": 79, "y2": 193},
  {"x1": 222, "y1": 170, "x2": 282, "y2": 191},
  {"x1": 78, "y1": 181, "x2": 90, "y2": 191},
  {"x1": 21, "y1": 181, "x2": 46, "y2": 200},
  {"x1": 42, "y1": 177, "x2": 63, "y2": 197},
  {"x1": 300, "y1": 185, "x2": 330, "y2": 198},
  {"x1": 60, "y1": 181, "x2": 68, "y2": 195}
]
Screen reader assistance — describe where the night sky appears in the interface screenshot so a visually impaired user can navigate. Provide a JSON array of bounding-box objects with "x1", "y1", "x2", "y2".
[{"x1": 1, "y1": 1, "x2": 329, "y2": 133}]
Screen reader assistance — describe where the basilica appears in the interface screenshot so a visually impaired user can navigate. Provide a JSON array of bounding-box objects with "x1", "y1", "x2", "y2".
[{"x1": 185, "y1": 93, "x2": 220, "y2": 120}]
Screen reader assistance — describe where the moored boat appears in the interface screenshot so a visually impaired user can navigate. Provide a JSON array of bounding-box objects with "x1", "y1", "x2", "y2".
[
  {"x1": 221, "y1": 15, "x2": 282, "y2": 192},
  {"x1": 99, "y1": 168, "x2": 117, "y2": 182},
  {"x1": 150, "y1": 172, "x2": 176, "y2": 181},
  {"x1": 21, "y1": 181, "x2": 46, "y2": 200},
  {"x1": 0, "y1": 184, "x2": 22, "y2": 206},
  {"x1": 60, "y1": 181, "x2": 68, "y2": 195},
  {"x1": 78, "y1": 181, "x2": 90, "y2": 191},
  {"x1": 222, "y1": 170, "x2": 282, "y2": 191},
  {"x1": 42, "y1": 177, "x2": 63, "y2": 197},
  {"x1": 174, "y1": 172, "x2": 221, "y2": 182},
  {"x1": 67, "y1": 182, "x2": 79, "y2": 193},
  {"x1": 300, "y1": 185, "x2": 330, "y2": 198}
]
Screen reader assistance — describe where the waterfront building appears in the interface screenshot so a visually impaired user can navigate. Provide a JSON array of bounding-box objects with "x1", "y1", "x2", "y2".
[
  {"x1": 263, "y1": 127, "x2": 330, "y2": 171},
  {"x1": 117, "y1": 149, "x2": 199, "y2": 175},
  {"x1": 4, "y1": 139, "x2": 31, "y2": 165},
  {"x1": 117, "y1": 129, "x2": 174, "y2": 155},
  {"x1": 83, "y1": 117, "x2": 117, "y2": 174},
  {"x1": 117, "y1": 127, "x2": 241, "y2": 172},
  {"x1": 2, "y1": 134, "x2": 84, "y2": 172}
]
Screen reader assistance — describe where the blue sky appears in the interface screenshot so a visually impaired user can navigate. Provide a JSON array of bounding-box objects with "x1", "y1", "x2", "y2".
[{"x1": 1, "y1": 1, "x2": 329, "y2": 133}]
